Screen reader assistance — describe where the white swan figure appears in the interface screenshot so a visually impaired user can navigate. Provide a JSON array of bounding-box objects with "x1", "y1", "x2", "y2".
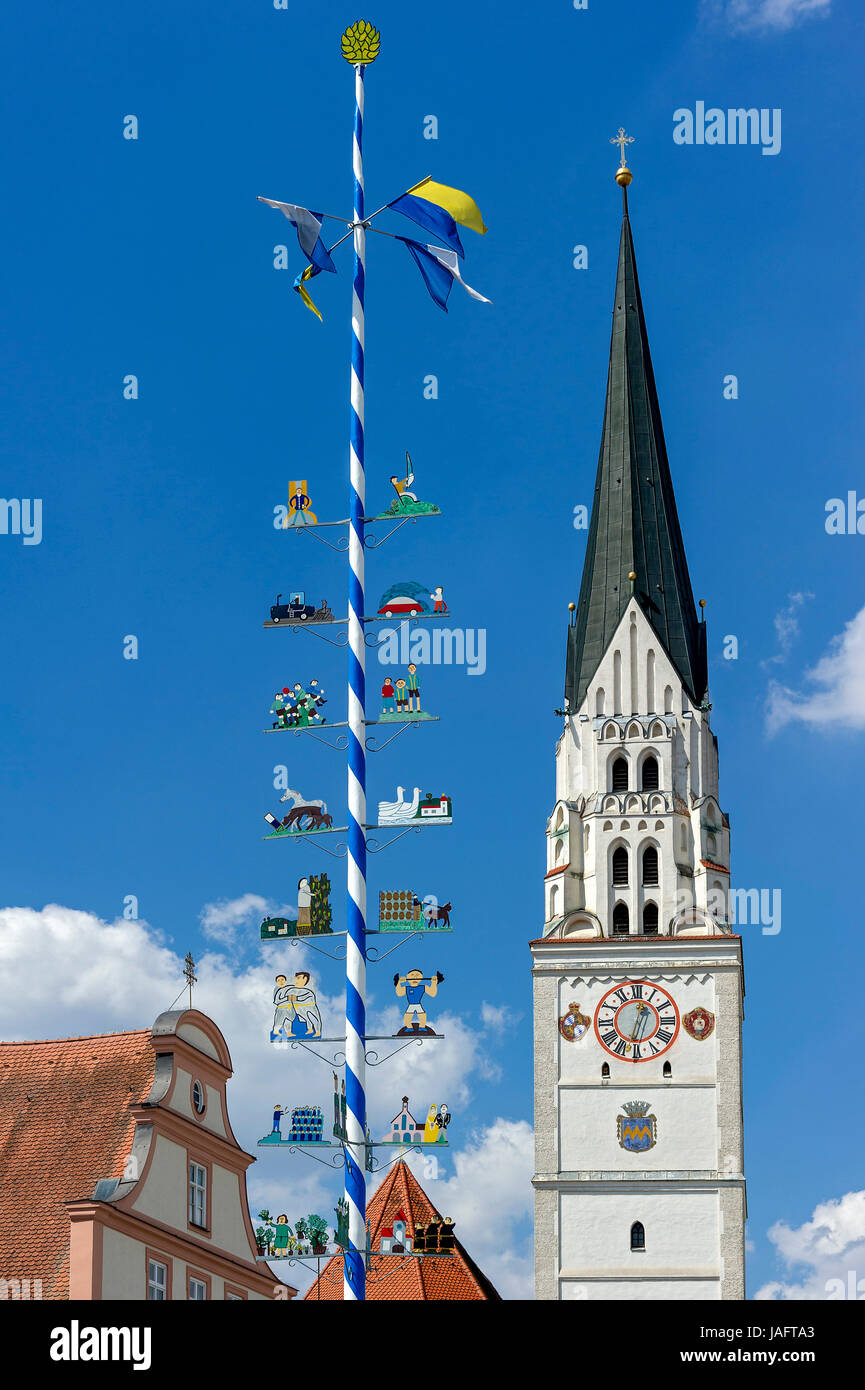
[{"x1": 378, "y1": 786, "x2": 421, "y2": 825}]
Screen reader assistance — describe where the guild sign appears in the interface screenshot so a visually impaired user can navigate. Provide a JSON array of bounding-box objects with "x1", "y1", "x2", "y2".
[
  {"x1": 683, "y1": 1007, "x2": 715, "y2": 1041},
  {"x1": 617, "y1": 1101, "x2": 657, "y2": 1153},
  {"x1": 559, "y1": 1002, "x2": 590, "y2": 1043}
]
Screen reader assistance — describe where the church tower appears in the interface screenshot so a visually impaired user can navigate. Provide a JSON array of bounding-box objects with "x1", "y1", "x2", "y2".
[{"x1": 531, "y1": 148, "x2": 746, "y2": 1300}]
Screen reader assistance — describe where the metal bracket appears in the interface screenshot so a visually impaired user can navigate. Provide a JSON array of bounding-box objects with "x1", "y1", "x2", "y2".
[
  {"x1": 293, "y1": 526, "x2": 349, "y2": 553},
  {"x1": 364, "y1": 718, "x2": 438, "y2": 752},
  {"x1": 363, "y1": 826, "x2": 420, "y2": 853},
  {"x1": 290, "y1": 934, "x2": 347, "y2": 961},
  {"x1": 281, "y1": 1037, "x2": 347, "y2": 1068},
  {"x1": 264, "y1": 832, "x2": 349, "y2": 860},
  {"x1": 363, "y1": 1035, "x2": 439, "y2": 1066}
]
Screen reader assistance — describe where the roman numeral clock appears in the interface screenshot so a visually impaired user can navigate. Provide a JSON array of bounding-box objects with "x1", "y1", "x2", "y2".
[
  {"x1": 594, "y1": 981, "x2": 680, "y2": 1062},
  {"x1": 530, "y1": 139, "x2": 746, "y2": 1303}
]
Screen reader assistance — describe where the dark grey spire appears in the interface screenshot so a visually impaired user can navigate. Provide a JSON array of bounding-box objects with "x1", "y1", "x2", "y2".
[{"x1": 565, "y1": 194, "x2": 707, "y2": 711}]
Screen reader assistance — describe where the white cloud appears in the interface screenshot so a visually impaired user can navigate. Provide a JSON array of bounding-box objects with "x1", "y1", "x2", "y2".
[
  {"x1": 199, "y1": 892, "x2": 290, "y2": 945},
  {"x1": 480, "y1": 1001, "x2": 522, "y2": 1031},
  {"x1": 0, "y1": 903, "x2": 531, "y2": 1298},
  {"x1": 702, "y1": 0, "x2": 831, "y2": 32},
  {"x1": 767, "y1": 604, "x2": 865, "y2": 731},
  {"x1": 761, "y1": 591, "x2": 813, "y2": 668},
  {"x1": 755, "y1": 1190, "x2": 865, "y2": 1299}
]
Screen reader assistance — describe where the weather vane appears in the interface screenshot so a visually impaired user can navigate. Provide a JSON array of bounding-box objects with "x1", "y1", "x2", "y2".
[
  {"x1": 183, "y1": 952, "x2": 197, "y2": 1010},
  {"x1": 610, "y1": 127, "x2": 634, "y2": 166}
]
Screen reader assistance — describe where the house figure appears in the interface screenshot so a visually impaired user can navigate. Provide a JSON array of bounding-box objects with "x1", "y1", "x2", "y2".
[
  {"x1": 383, "y1": 1096, "x2": 424, "y2": 1146},
  {"x1": 304, "y1": 1160, "x2": 500, "y2": 1301},
  {"x1": 0, "y1": 1008, "x2": 295, "y2": 1301},
  {"x1": 379, "y1": 1209, "x2": 413, "y2": 1255}
]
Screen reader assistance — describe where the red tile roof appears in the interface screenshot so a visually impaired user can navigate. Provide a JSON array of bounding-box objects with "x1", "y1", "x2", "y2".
[
  {"x1": 0, "y1": 1031, "x2": 155, "y2": 1299},
  {"x1": 303, "y1": 1160, "x2": 500, "y2": 1301}
]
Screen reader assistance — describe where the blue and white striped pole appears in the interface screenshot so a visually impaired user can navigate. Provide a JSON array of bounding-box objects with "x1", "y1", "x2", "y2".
[{"x1": 344, "y1": 54, "x2": 368, "y2": 1302}]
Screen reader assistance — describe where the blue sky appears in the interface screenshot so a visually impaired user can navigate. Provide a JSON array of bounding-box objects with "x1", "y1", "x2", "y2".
[{"x1": 1, "y1": 0, "x2": 864, "y2": 1298}]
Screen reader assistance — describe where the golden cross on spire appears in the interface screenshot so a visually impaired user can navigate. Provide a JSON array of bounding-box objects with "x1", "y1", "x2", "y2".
[
  {"x1": 610, "y1": 127, "x2": 635, "y2": 166},
  {"x1": 183, "y1": 952, "x2": 197, "y2": 1010}
]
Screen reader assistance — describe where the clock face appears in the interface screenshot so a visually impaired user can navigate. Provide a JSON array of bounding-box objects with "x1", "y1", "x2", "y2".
[{"x1": 593, "y1": 980, "x2": 680, "y2": 1062}]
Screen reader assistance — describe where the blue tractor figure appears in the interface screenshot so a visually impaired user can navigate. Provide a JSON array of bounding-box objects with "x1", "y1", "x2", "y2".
[{"x1": 271, "y1": 591, "x2": 317, "y2": 623}]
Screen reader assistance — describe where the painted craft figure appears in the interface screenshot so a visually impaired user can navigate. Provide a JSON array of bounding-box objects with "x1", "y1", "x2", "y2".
[
  {"x1": 423, "y1": 1102, "x2": 451, "y2": 1144},
  {"x1": 332, "y1": 1072, "x2": 347, "y2": 1141},
  {"x1": 260, "y1": 873, "x2": 332, "y2": 939},
  {"x1": 378, "y1": 663, "x2": 431, "y2": 722},
  {"x1": 268, "y1": 591, "x2": 333, "y2": 624},
  {"x1": 373, "y1": 451, "x2": 441, "y2": 520},
  {"x1": 283, "y1": 479, "x2": 318, "y2": 527},
  {"x1": 377, "y1": 581, "x2": 435, "y2": 619},
  {"x1": 378, "y1": 890, "x2": 452, "y2": 932},
  {"x1": 394, "y1": 968, "x2": 444, "y2": 1036},
  {"x1": 271, "y1": 971, "x2": 323, "y2": 1040},
  {"x1": 377, "y1": 786, "x2": 453, "y2": 827},
  {"x1": 270, "y1": 680, "x2": 327, "y2": 728},
  {"x1": 264, "y1": 786, "x2": 334, "y2": 836}
]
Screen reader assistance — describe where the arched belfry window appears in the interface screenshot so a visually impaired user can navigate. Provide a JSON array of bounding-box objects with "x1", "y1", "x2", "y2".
[
  {"x1": 642, "y1": 902, "x2": 659, "y2": 935},
  {"x1": 642, "y1": 846, "x2": 659, "y2": 886},
  {"x1": 612, "y1": 757, "x2": 628, "y2": 792},
  {"x1": 601, "y1": 1063, "x2": 610, "y2": 1078},
  {"x1": 612, "y1": 847, "x2": 629, "y2": 885},
  {"x1": 663, "y1": 1061, "x2": 672, "y2": 1078},
  {"x1": 612, "y1": 902, "x2": 630, "y2": 936},
  {"x1": 630, "y1": 1221, "x2": 645, "y2": 1251},
  {"x1": 641, "y1": 755, "x2": 659, "y2": 791}
]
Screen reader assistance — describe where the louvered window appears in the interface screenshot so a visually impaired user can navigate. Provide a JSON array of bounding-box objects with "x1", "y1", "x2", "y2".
[
  {"x1": 642, "y1": 902, "x2": 659, "y2": 935},
  {"x1": 612, "y1": 847, "x2": 629, "y2": 885},
  {"x1": 641, "y1": 756, "x2": 659, "y2": 791},
  {"x1": 642, "y1": 847, "x2": 659, "y2": 886},
  {"x1": 612, "y1": 903, "x2": 630, "y2": 936},
  {"x1": 612, "y1": 758, "x2": 628, "y2": 792}
]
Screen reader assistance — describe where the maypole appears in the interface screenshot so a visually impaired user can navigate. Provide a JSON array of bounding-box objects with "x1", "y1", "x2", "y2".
[{"x1": 342, "y1": 18, "x2": 377, "y2": 1302}]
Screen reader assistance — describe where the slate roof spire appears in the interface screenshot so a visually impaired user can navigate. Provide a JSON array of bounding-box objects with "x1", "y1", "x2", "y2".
[{"x1": 565, "y1": 177, "x2": 707, "y2": 712}]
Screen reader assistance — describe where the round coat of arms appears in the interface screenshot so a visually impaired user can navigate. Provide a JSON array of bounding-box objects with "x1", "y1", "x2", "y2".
[
  {"x1": 559, "y1": 1002, "x2": 590, "y2": 1042},
  {"x1": 683, "y1": 1006, "x2": 715, "y2": 1041}
]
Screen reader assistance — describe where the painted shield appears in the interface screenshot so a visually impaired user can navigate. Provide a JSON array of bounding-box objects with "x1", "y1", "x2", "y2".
[
  {"x1": 617, "y1": 1102, "x2": 657, "y2": 1152},
  {"x1": 683, "y1": 1006, "x2": 715, "y2": 1041},
  {"x1": 559, "y1": 1002, "x2": 590, "y2": 1043}
]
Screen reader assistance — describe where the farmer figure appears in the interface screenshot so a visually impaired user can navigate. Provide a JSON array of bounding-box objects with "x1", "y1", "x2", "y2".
[{"x1": 272, "y1": 1214, "x2": 291, "y2": 1253}]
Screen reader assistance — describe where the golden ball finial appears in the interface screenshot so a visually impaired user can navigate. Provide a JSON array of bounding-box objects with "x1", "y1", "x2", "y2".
[
  {"x1": 628, "y1": 571, "x2": 637, "y2": 582},
  {"x1": 699, "y1": 599, "x2": 707, "y2": 609},
  {"x1": 341, "y1": 20, "x2": 381, "y2": 64},
  {"x1": 568, "y1": 602, "x2": 576, "y2": 612},
  {"x1": 615, "y1": 165, "x2": 633, "y2": 187}
]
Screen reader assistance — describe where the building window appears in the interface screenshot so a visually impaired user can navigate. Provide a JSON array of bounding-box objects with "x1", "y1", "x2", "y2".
[
  {"x1": 642, "y1": 846, "x2": 659, "y2": 886},
  {"x1": 612, "y1": 846, "x2": 628, "y2": 885},
  {"x1": 192, "y1": 1079, "x2": 206, "y2": 1115},
  {"x1": 189, "y1": 1276, "x2": 208, "y2": 1300},
  {"x1": 641, "y1": 755, "x2": 659, "y2": 791},
  {"x1": 612, "y1": 757, "x2": 628, "y2": 792},
  {"x1": 642, "y1": 902, "x2": 659, "y2": 935},
  {"x1": 147, "y1": 1259, "x2": 168, "y2": 1300},
  {"x1": 189, "y1": 1162, "x2": 207, "y2": 1228},
  {"x1": 630, "y1": 1221, "x2": 645, "y2": 1252},
  {"x1": 601, "y1": 1063, "x2": 610, "y2": 1078},
  {"x1": 612, "y1": 902, "x2": 629, "y2": 936},
  {"x1": 226, "y1": 1292, "x2": 244, "y2": 1301},
  {"x1": 663, "y1": 1061, "x2": 672, "y2": 1078}
]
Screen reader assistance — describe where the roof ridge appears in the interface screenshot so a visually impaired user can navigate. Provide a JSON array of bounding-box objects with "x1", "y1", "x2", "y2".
[{"x1": 0, "y1": 1029, "x2": 151, "y2": 1048}]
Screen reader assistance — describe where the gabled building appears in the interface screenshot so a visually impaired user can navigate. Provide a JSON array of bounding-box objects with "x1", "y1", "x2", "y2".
[
  {"x1": 0, "y1": 1008, "x2": 295, "y2": 1301},
  {"x1": 532, "y1": 157, "x2": 746, "y2": 1300},
  {"x1": 304, "y1": 1160, "x2": 500, "y2": 1300}
]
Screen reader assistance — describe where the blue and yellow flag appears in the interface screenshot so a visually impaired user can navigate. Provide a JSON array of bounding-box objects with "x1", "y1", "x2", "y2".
[
  {"x1": 389, "y1": 179, "x2": 487, "y2": 258},
  {"x1": 294, "y1": 264, "x2": 323, "y2": 321},
  {"x1": 399, "y1": 238, "x2": 491, "y2": 313}
]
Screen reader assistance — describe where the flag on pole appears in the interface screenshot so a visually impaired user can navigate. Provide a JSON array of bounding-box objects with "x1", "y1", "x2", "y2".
[
  {"x1": 388, "y1": 179, "x2": 487, "y2": 258},
  {"x1": 399, "y1": 238, "x2": 492, "y2": 313},
  {"x1": 294, "y1": 264, "x2": 324, "y2": 321},
  {"x1": 258, "y1": 197, "x2": 337, "y2": 274}
]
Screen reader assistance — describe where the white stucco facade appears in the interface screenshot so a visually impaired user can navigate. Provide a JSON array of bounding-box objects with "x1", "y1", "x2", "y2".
[{"x1": 532, "y1": 605, "x2": 746, "y2": 1300}]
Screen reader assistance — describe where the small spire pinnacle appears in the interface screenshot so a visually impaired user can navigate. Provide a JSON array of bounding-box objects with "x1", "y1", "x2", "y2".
[{"x1": 610, "y1": 127, "x2": 634, "y2": 186}]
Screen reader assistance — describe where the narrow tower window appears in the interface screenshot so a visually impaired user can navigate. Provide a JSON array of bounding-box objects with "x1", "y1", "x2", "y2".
[
  {"x1": 601, "y1": 1063, "x2": 610, "y2": 1078},
  {"x1": 641, "y1": 755, "x2": 659, "y2": 791},
  {"x1": 642, "y1": 902, "x2": 659, "y2": 935},
  {"x1": 612, "y1": 757, "x2": 628, "y2": 792},
  {"x1": 630, "y1": 1221, "x2": 645, "y2": 1252},
  {"x1": 642, "y1": 846, "x2": 659, "y2": 886},
  {"x1": 612, "y1": 902, "x2": 630, "y2": 936},
  {"x1": 663, "y1": 1061, "x2": 672, "y2": 1078},
  {"x1": 612, "y1": 847, "x2": 629, "y2": 885},
  {"x1": 596, "y1": 687, "x2": 605, "y2": 716}
]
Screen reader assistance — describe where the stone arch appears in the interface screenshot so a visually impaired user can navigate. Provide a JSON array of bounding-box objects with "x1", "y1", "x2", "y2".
[
  {"x1": 626, "y1": 721, "x2": 642, "y2": 740},
  {"x1": 664, "y1": 685, "x2": 673, "y2": 715},
  {"x1": 596, "y1": 687, "x2": 605, "y2": 716},
  {"x1": 602, "y1": 819, "x2": 613, "y2": 831},
  {"x1": 651, "y1": 720, "x2": 666, "y2": 739},
  {"x1": 548, "y1": 882, "x2": 560, "y2": 921},
  {"x1": 638, "y1": 819, "x2": 647, "y2": 831},
  {"x1": 610, "y1": 752, "x2": 629, "y2": 792},
  {"x1": 654, "y1": 820, "x2": 665, "y2": 831},
  {"x1": 646, "y1": 649, "x2": 656, "y2": 714}
]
